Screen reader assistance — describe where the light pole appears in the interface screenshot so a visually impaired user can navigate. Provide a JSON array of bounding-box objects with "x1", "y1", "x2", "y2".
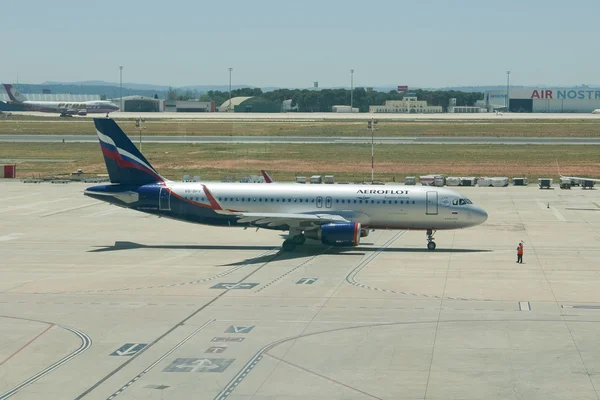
[
  {"x1": 368, "y1": 119, "x2": 377, "y2": 183},
  {"x1": 228, "y1": 67, "x2": 233, "y2": 112},
  {"x1": 506, "y1": 70, "x2": 511, "y2": 112},
  {"x1": 119, "y1": 65, "x2": 123, "y2": 112},
  {"x1": 136, "y1": 117, "x2": 144, "y2": 151},
  {"x1": 350, "y1": 69, "x2": 354, "y2": 109}
]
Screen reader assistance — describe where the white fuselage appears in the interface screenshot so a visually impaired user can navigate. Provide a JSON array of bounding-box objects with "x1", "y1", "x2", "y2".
[
  {"x1": 22, "y1": 100, "x2": 119, "y2": 115},
  {"x1": 167, "y1": 182, "x2": 488, "y2": 230}
]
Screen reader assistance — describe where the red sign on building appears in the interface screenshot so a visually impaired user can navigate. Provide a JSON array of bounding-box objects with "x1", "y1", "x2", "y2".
[{"x1": 397, "y1": 85, "x2": 408, "y2": 92}]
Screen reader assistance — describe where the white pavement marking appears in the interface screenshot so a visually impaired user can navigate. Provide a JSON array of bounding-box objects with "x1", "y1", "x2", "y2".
[
  {"x1": 0, "y1": 233, "x2": 22, "y2": 242},
  {"x1": 538, "y1": 202, "x2": 566, "y2": 221},
  {"x1": 0, "y1": 198, "x2": 68, "y2": 214},
  {"x1": 41, "y1": 201, "x2": 102, "y2": 217},
  {"x1": 105, "y1": 319, "x2": 214, "y2": 400},
  {"x1": 519, "y1": 301, "x2": 531, "y2": 311},
  {"x1": 87, "y1": 208, "x2": 116, "y2": 218},
  {"x1": 551, "y1": 207, "x2": 567, "y2": 222},
  {"x1": 0, "y1": 193, "x2": 41, "y2": 202},
  {"x1": 0, "y1": 318, "x2": 91, "y2": 400}
]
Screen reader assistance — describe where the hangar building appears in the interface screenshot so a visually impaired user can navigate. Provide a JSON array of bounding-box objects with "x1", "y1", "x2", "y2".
[
  {"x1": 165, "y1": 100, "x2": 214, "y2": 112},
  {"x1": 218, "y1": 97, "x2": 280, "y2": 113},
  {"x1": 486, "y1": 87, "x2": 600, "y2": 113},
  {"x1": 112, "y1": 96, "x2": 162, "y2": 112}
]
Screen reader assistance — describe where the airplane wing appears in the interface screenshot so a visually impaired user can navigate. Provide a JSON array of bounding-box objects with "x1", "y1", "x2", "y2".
[
  {"x1": 561, "y1": 176, "x2": 600, "y2": 183},
  {"x1": 199, "y1": 184, "x2": 349, "y2": 229},
  {"x1": 235, "y1": 212, "x2": 349, "y2": 228}
]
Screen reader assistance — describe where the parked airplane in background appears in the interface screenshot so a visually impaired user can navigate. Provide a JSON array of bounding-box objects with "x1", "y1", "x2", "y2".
[
  {"x1": 85, "y1": 119, "x2": 488, "y2": 251},
  {"x1": 2, "y1": 84, "x2": 119, "y2": 117},
  {"x1": 557, "y1": 162, "x2": 600, "y2": 184}
]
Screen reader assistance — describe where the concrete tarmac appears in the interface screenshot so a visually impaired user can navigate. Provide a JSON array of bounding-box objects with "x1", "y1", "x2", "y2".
[
  {"x1": 1, "y1": 135, "x2": 600, "y2": 145},
  {"x1": 1, "y1": 181, "x2": 600, "y2": 399}
]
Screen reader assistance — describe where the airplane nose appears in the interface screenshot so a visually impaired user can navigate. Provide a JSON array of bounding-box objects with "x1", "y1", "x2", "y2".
[{"x1": 471, "y1": 206, "x2": 488, "y2": 225}]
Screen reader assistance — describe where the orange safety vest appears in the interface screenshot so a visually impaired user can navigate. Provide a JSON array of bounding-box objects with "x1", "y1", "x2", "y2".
[{"x1": 517, "y1": 244, "x2": 524, "y2": 255}]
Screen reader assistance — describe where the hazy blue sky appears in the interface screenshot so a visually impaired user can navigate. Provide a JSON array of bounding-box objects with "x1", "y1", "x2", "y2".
[{"x1": 3, "y1": 0, "x2": 599, "y2": 88}]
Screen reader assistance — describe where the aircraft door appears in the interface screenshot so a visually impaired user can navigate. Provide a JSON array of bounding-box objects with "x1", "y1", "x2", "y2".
[
  {"x1": 159, "y1": 187, "x2": 171, "y2": 211},
  {"x1": 316, "y1": 196, "x2": 323, "y2": 208},
  {"x1": 426, "y1": 191, "x2": 438, "y2": 215},
  {"x1": 325, "y1": 196, "x2": 332, "y2": 208}
]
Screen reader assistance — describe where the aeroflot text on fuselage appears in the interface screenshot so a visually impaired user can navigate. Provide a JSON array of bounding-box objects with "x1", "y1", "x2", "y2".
[
  {"x1": 357, "y1": 189, "x2": 409, "y2": 195},
  {"x1": 530, "y1": 89, "x2": 600, "y2": 100}
]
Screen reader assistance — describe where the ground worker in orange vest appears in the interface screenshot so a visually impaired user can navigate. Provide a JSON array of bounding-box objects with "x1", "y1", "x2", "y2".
[{"x1": 516, "y1": 242, "x2": 524, "y2": 264}]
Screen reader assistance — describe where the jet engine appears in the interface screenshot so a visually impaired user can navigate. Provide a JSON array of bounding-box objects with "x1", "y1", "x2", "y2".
[
  {"x1": 78, "y1": 110, "x2": 88, "y2": 116},
  {"x1": 305, "y1": 222, "x2": 361, "y2": 247}
]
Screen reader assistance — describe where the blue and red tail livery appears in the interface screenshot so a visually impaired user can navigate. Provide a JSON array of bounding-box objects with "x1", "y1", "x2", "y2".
[{"x1": 94, "y1": 118, "x2": 165, "y2": 185}]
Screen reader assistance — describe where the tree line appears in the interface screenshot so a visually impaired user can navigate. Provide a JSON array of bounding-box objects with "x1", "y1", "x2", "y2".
[{"x1": 166, "y1": 87, "x2": 484, "y2": 112}]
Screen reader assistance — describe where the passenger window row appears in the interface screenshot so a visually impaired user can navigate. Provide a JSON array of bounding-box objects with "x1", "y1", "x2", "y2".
[
  {"x1": 336, "y1": 199, "x2": 415, "y2": 205},
  {"x1": 182, "y1": 195, "x2": 416, "y2": 205}
]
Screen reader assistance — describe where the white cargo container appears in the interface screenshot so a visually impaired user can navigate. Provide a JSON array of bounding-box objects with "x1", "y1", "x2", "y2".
[
  {"x1": 538, "y1": 178, "x2": 553, "y2": 189},
  {"x1": 491, "y1": 177, "x2": 509, "y2": 187},
  {"x1": 420, "y1": 174, "x2": 445, "y2": 186},
  {"x1": 512, "y1": 177, "x2": 528, "y2": 186},
  {"x1": 434, "y1": 175, "x2": 446, "y2": 187},
  {"x1": 310, "y1": 175, "x2": 322, "y2": 184},
  {"x1": 446, "y1": 177, "x2": 461, "y2": 186},
  {"x1": 419, "y1": 175, "x2": 435, "y2": 186},
  {"x1": 478, "y1": 177, "x2": 492, "y2": 187},
  {"x1": 460, "y1": 177, "x2": 477, "y2": 186},
  {"x1": 404, "y1": 176, "x2": 416, "y2": 185},
  {"x1": 324, "y1": 175, "x2": 335, "y2": 184},
  {"x1": 296, "y1": 176, "x2": 306, "y2": 184}
]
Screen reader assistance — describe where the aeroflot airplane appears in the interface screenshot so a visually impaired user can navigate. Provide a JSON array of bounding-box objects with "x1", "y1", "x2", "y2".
[
  {"x1": 2, "y1": 84, "x2": 119, "y2": 117},
  {"x1": 85, "y1": 119, "x2": 488, "y2": 251}
]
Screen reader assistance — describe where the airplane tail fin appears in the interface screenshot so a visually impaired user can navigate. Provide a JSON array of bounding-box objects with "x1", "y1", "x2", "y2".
[
  {"x1": 94, "y1": 118, "x2": 166, "y2": 185},
  {"x1": 261, "y1": 170, "x2": 274, "y2": 183},
  {"x1": 2, "y1": 84, "x2": 27, "y2": 103}
]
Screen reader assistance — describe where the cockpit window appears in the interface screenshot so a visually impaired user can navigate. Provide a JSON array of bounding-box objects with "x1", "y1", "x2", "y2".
[{"x1": 453, "y1": 198, "x2": 472, "y2": 206}]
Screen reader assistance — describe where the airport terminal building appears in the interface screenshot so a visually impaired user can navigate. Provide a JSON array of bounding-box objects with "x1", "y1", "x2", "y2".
[{"x1": 486, "y1": 87, "x2": 600, "y2": 113}]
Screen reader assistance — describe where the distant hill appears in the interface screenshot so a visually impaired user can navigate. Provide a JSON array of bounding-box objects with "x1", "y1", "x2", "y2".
[
  {"x1": 42, "y1": 81, "x2": 257, "y2": 94},
  {"x1": 13, "y1": 81, "x2": 600, "y2": 99},
  {"x1": 17, "y1": 83, "x2": 165, "y2": 99}
]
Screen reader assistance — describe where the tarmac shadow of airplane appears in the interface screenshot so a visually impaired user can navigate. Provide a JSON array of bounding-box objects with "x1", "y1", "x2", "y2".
[{"x1": 89, "y1": 241, "x2": 491, "y2": 264}]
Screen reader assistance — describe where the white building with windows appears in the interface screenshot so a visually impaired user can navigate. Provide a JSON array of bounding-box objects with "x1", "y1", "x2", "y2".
[{"x1": 369, "y1": 97, "x2": 442, "y2": 114}]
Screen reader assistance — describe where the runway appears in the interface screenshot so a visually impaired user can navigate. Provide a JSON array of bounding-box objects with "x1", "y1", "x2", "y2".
[{"x1": 1, "y1": 134, "x2": 600, "y2": 145}]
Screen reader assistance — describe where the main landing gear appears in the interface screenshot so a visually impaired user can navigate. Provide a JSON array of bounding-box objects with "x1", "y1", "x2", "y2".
[
  {"x1": 282, "y1": 233, "x2": 305, "y2": 252},
  {"x1": 426, "y1": 229, "x2": 436, "y2": 250}
]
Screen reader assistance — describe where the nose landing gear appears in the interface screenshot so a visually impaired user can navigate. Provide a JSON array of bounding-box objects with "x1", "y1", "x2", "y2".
[{"x1": 426, "y1": 229, "x2": 436, "y2": 250}]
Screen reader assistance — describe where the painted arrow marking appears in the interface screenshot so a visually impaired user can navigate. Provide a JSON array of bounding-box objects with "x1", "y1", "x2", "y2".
[
  {"x1": 296, "y1": 278, "x2": 318, "y2": 285},
  {"x1": 110, "y1": 343, "x2": 147, "y2": 357}
]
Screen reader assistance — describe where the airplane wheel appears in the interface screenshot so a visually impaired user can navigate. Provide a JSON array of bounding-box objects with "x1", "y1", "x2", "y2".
[
  {"x1": 282, "y1": 240, "x2": 296, "y2": 252},
  {"x1": 427, "y1": 241, "x2": 437, "y2": 250},
  {"x1": 292, "y1": 235, "x2": 306, "y2": 245}
]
